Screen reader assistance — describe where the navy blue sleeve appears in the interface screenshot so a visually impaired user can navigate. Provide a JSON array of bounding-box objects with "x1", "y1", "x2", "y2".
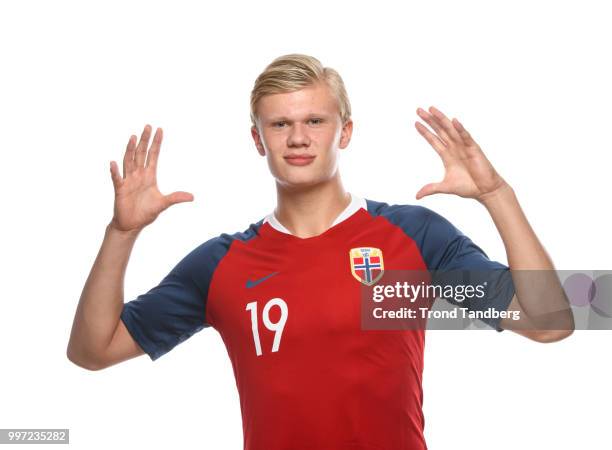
[
  {"x1": 120, "y1": 235, "x2": 231, "y2": 361},
  {"x1": 367, "y1": 201, "x2": 516, "y2": 331},
  {"x1": 417, "y1": 206, "x2": 516, "y2": 331}
]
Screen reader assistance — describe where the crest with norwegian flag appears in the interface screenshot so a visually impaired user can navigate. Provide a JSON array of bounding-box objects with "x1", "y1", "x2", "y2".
[{"x1": 349, "y1": 247, "x2": 384, "y2": 285}]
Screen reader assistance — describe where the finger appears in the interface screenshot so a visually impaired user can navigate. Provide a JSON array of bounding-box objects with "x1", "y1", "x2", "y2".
[
  {"x1": 122, "y1": 135, "x2": 137, "y2": 177},
  {"x1": 415, "y1": 121, "x2": 447, "y2": 156},
  {"x1": 428, "y1": 106, "x2": 462, "y2": 142},
  {"x1": 135, "y1": 124, "x2": 152, "y2": 169},
  {"x1": 452, "y1": 118, "x2": 478, "y2": 148},
  {"x1": 110, "y1": 160, "x2": 123, "y2": 190},
  {"x1": 416, "y1": 108, "x2": 450, "y2": 146},
  {"x1": 162, "y1": 191, "x2": 195, "y2": 210},
  {"x1": 145, "y1": 127, "x2": 163, "y2": 170},
  {"x1": 415, "y1": 182, "x2": 444, "y2": 200}
]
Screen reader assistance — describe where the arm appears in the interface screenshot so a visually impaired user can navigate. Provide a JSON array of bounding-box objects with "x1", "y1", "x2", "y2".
[
  {"x1": 414, "y1": 106, "x2": 574, "y2": 342},
  {"x1": 67, "y1": 223, "x2": 143, "y2": 370},
  {"x1": 479, "y1": 183, "x2": 574, "y2": 341},
  {"x1": 67, "y1": 124, "x2": 194, "y2": 370}
]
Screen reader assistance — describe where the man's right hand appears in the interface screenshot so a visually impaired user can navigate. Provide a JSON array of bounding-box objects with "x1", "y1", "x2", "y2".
[{"x1": 109, "y1": 124, "x2": 194, "y2": 233}]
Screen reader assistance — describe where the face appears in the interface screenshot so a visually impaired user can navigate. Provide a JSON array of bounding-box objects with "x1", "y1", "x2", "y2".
[{"x1": 251, "y1": 82, "x2": 353, "y2": 190}]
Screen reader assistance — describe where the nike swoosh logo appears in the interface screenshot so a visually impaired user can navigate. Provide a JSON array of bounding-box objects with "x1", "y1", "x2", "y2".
[{"x1": 246, "y1": 271, "x2": 279, "y2": 288}]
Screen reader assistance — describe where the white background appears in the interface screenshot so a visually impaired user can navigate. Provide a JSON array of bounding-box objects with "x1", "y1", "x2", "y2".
[{"x1": 1, "y1": 1, "x2": 610, "y2": 449}]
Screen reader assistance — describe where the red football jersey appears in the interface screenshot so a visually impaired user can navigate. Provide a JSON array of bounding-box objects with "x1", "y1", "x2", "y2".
[{"x1": 121, "y1": 193, "x2": 515, "y2": 449}]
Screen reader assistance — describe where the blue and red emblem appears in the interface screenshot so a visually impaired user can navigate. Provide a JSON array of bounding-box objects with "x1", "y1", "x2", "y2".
[{"x1": 350, "y1": 247, "x2": 384, "y2": 285}]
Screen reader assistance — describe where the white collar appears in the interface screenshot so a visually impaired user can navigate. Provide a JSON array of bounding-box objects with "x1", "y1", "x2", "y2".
[{"x1": 263, "y1": 192, "x2": 367, "y2": 235}]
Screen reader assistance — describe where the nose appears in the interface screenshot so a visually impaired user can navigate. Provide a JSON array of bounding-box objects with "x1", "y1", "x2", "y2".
[{"x1": 287, "y1": 123, "x2": 310, "y2": 148}]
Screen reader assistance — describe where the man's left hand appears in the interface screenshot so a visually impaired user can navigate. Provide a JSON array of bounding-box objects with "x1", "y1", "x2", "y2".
[{"x1": 414, "y1": 105, "x2": 508, "y2": 203}]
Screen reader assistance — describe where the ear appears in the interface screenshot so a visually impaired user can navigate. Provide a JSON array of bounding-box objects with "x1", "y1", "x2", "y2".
[
  {"x1": 251, "y1": 125, "x2": 266, "y2": 156},
  {"x1": 338, "y1": 119, "x2": 353, "y2": 149}
]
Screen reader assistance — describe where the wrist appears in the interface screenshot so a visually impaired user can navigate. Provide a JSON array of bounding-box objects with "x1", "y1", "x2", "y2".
[
  {"x1": 106, "y1": 219, "x2": 142, "y2": 239},
  {"x1": 477, "y1": 181, "x2": 516, "y2": 209}
]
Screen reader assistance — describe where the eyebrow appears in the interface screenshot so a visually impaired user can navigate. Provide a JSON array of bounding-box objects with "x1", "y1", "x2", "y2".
[{"x1": 265, "y1": 113, "x2": 331, "y2": 123}]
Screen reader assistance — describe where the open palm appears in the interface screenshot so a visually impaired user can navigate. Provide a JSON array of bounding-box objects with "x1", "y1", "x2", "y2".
[
  {"x1": 109, "y1": 124, "x2": 194, "y2": 232},
  {"x1": 414, "y1": 106, "x2": 507, "y2": 202}
]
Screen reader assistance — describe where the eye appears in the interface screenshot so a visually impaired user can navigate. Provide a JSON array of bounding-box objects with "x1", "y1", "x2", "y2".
[
  {"x1": 308, "y1": 118, "x2": 323, "y2": 125},
  {"x1": 273, "y1": 121, "x2": 287, "y2": 128}
]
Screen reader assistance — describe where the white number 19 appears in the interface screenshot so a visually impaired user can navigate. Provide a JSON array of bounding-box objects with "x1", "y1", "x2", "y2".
[{"x1": 245, "y1": 298, "x2": 288, "y2": 356}]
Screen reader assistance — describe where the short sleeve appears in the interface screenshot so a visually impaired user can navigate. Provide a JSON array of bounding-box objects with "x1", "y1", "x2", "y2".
[
  {"x1": 419, "y1": 207, "x2": 516, "y2": 331},
  {"x1": 368, "y1": 201, "x2": 516, "y2": 331},
  {"x1": 120, "y1": 235, "x2": 229, "y2": 361}
]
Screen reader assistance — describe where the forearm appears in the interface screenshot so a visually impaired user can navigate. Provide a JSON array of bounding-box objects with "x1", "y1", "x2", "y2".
[
  {"x1": 479, "y1": 183, "x2": 552, "y2": 269},
  {"x1": 67, "y1": 221, "x2": 140, "y2": 365},
  {"x1": 480, "y1": 183, "x2": 573, "y2": 329}
]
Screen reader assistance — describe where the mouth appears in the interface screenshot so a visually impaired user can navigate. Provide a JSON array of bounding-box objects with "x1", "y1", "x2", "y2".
[{"x1": 284, "y1": 154, "x2": 316, "y2": 166}]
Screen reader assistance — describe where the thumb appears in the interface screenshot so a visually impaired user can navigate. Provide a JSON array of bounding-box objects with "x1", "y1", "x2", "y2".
[
  {"x1": 415, "y1": 182, "x2": 443, "y2": 200},
  {"x1": 163, "y1": 191, "x2": 195, "y2": 208}
]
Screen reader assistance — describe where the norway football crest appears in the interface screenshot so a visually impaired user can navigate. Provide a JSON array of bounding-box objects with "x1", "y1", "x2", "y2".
[{"x1": 350, "y1": 247, "x2": 384, "y2": 286}]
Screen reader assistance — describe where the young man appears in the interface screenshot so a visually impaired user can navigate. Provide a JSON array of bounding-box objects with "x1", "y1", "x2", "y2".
[{"x1": 67, "y1": 54, "x2": 574, "y2": 450}]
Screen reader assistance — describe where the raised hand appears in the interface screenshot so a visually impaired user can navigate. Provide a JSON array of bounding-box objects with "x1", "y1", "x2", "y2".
[
  {"x1": 414, "y1": 106, "x2": 508, "y2": 202},
  {"x1": 109, "y1": 124, "x2": 194, "y2": 233}
]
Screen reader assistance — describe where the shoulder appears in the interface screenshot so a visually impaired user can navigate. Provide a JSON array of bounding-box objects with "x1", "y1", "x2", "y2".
[
  {"x1": 172, "y1": 217, "x2": 266, "y2": 275},
  {"x1": 364, "y1": 197, "x2": 471, "y2": 270},
  {"x1": 366, "y1": 198, "x2": 433, "y2": 219},
  {"x1": 365, "y1": 197, "x2": 460, "y2": 237}
]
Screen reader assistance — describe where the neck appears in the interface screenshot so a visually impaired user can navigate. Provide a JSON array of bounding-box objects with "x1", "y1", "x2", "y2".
[{"x1": 274, "y1": 174, "x2": 351, "y2": 239}]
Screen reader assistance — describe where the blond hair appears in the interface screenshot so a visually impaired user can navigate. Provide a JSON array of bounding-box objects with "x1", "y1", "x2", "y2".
[{"x1": 250, "y1": 53, "x2": 351, "y2": 127}]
